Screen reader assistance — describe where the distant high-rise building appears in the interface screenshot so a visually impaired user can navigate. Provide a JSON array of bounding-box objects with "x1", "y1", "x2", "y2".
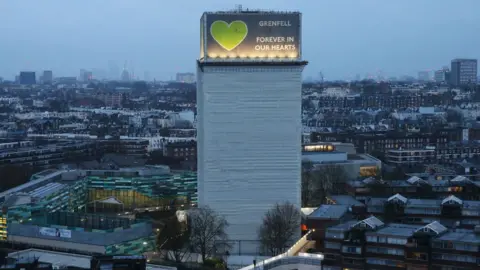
[
  {"x1": 92, "y1": 68, "x2": 107, "y2": 80},
  {"x1": 80, "y1": 69, "x2": 93, "y2": 82},
  {"x1": 197, "y1": 10, "x2": 305, "y2": 254},
  {"x1": 121, "y1": 61, "x2": 131, "y2": 81},
  {"x1": 434, "y1": 67, "x2": 450, "y2": 83},
  {"x1": 80, "y1": 69, "x2": 86, "y2": 81},
  {"x1": 144, "y1": 71, "x2": 150, "y2": 82},
  {"x1": 108, "y1": 61, "x2": 120, "y2": 80},
  {"x1": 451, "y1": 59, "x2": 478, "y2": 86},
  {"x1": 42, "y1": 70, "x2": 53, "y2": 84},
  {"x1": 417, "y1": 71, "x2": 430, "y2": 82},
  {"x1": 84, "y1": 71, "x2": 93, "y2": 82},
  {"x1": 175, "y1": 72, "x2": 195, "y2": 83},
  {"x1": 121, "y1": 69, "x2": 130, "y2": 81},
  {"x1": 19, "y1": 72, "x2": 36, "y2": 85}
]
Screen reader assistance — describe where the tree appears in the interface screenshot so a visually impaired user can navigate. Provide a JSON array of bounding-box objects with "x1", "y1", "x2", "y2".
[
  {"x1": 258, "y1": 202, "x2": 301, "y2": 256},
  {"x1": 301, "y1": 163, "x2": 348, "y2": 207},
  {"x1": 301, "y1": 161, "x2": 316, "y2": 207},
  {"x1": 156, "y1": 216, "x2": 190, "y2": 263},
  {"x1": 189, "y1": 206, "x2": 229, "y2": 262}
]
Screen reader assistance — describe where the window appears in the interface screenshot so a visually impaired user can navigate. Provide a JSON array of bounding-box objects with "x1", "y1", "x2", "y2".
[
  {"x1": 432, "y1": 253, "x2": 476, "y2": 263},
  {"x1": 366, "y1": 247, "x2": 404, "y2": 256},
  {"x1": 366, "y1": 258, "x2": 405, "y2": 267},
  {"x1": 409, "y1": 252, "x2": 428, "y2": 261},
  {"x1": 387, "y1": 237, "x2": 407, "y2": 245},
  {"x1": 342, "y1": 246, "x2": 362, "y2": 254},
  {"x1": 366, "y1": 235, "x2": 377, "y2": 243},
  {"x1": 324, "y1": 241, "x2": 341, "y2": 250},
  {"x1": 326, "y1": 231, "x2": 344, "y2": 239}
]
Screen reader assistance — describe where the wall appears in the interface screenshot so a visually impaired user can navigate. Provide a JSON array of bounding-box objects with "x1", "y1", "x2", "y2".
[
  {"x1": 7, "y1": 222, "x2": 152, "y2": 247},
  {"x1": 266, "y1": 264, "x2": 320, "y2": 270},
  {"x1": 198, "y1": 65, "x2": 304, "y2": 254},
  {"x1": 8, "y1": 235, "x2": 105, "y2": 254}
]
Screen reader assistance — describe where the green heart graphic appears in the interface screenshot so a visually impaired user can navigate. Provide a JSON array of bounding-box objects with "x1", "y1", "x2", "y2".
[{"x1": 210, "y1": 20, "x2": 248, "y2": 51}]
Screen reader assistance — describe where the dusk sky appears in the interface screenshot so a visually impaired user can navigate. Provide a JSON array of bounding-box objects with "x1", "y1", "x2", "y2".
[{"x1": 0, "y1": 0, "x2": 479, "y2": 80}]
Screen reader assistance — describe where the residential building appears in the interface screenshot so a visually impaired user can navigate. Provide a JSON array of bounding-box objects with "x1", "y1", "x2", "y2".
[
  {"x1": 346, "y1": 175, "x2": 480, "y2": 201},
  {"x1": 163, "y1": 140, "x2": 196, "y2": 162},
  {"x1": 98, "y1": 138, "x2": 148, "y2": 157},
  {"x1": 175, "y1": 72, "x2": 195, "y2": 83},
  {"x1": 310, "y1": 190, "x2": 480, "y2": 229},
  {"x1": 303, "y1": 143, "x2": 381, "y2": 178},
  {"x1": 434, "y1": 67, "x2": 450, "y2": 83},
  {"x1": 418, "y1": 71, "x2": 430, "y2": 82},
  {"x1": 96, "y1": 92, "x2": 124, "y2": 108},
  {"x1": 0, "y1": 141, "x2": 97, "y2": 168},
  {"x1": 197, "y1": 10, "x2": 306, "y2": 254},
  {"x1": 42, "y1": 70, "x2": 53, "y2": 84},
  {"x1": 19, "y1": 72, "x2": 36, "y2": 85},
  {"x1": 311, "y1": 129, "x2": 458, "y2": 154},
  {"x1": 386, "y1": 147, "x2": 436, "y2": 165},
  {"x1": 316, "y1": 216, "x2": 480, "y2": 270},
  {"x1": 386, "y1": 142, "x2": 480, "y2": 165},
  {"x1": 451, "y1": 59, "x2": 478, "y2": 86}
]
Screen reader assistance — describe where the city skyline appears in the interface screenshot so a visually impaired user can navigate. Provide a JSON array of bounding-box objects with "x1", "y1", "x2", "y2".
[{"x1": 0, "y1": 0, "x2": 479, "y2": 80}]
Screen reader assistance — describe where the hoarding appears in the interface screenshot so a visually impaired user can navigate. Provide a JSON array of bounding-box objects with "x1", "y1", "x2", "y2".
[
  {"x1": 39, "y1": 227, "x2": 71, "y2": 238},
  {"x1": 202, "y1": 12, "x2": 301, "y2": 60}
]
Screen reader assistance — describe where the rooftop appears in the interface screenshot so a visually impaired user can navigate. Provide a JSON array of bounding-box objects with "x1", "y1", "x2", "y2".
[
  {"x1": 309, "y1": 205, "x2": 348, "y2": 219},
  {"x1": 6, "y1": 249, "x2": 174, "y2": 270},
  {"x1": 28, "y1": 182, "x2": 66, "y2": 199},
  {"x1": 435, "y1": 231, "x2": 480, "y2": 244},
  {"x1": 0, "y1": 170, "x2": 64, "y2": 200},
  {"x1": 367, "y1": 223, "x2": 419, "y2": 237},
  {"x1": 328, "y1": 195, "x2": 364, "y2": 206},
  {"x1": 327, "y1": 220, "x2": 357, "y2": 232}
]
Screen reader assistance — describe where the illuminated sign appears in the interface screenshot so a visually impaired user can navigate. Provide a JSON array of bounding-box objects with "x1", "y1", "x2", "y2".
[
  {"x1": 201, "y1": 12, "x2": 301, "y2": 60},
  {"x1": 303, "y1": 144, "x2": 335, "y2": 152},
  {"x1": 39, "y1": 227, "x2": 71, "y2": 238}
]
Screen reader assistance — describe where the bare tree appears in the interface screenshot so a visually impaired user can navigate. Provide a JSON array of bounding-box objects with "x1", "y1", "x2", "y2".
[
  {"x1": 188, "y1": 206, "x2": 229, "y2": 262},
  {"x1": 301, "y1": 161, "x2": 316, "y2": 207},
  {"x1": 315, "y1": 164, "x2": 348, "y2": 198},
  {"x1": 302, "y1": 163, "x2": 348, "y2": 206},
  {"x1": 156, "y1": 216, "x2": 190, "y2": 262},
  {"x1": 258, "y1": 202, "x2": 301, "y2": 256}
]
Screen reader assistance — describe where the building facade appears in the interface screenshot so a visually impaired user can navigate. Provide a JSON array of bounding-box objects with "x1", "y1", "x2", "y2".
[
  {"x1": 19, "y1": 72, "x2": 36, "y2": 85},
  {"x1": 434, "y1": 67, "x2": 450, "y2": 83},
  {"x1": 42, "y1": 71, "x2": 53, "y2": 84},
  {"x1": 175, "y1": 72, "x2": 195, "y2": 83},
  {"x1": 316, "y1": 217, "x2": 480, "y2": 270},
  {"x1": 197, "y1": 10, "x2": 306, "y2": 254},
  {"x1": 451, "y1": 59, "x2": 478, "y2": 86},
  {"x1": 198, "y1": 64, "x2": 305, "y2": 253}
]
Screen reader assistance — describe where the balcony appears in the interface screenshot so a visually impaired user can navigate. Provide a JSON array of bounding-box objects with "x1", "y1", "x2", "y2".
[{"x1": 405, "y1": 242, "x2": 430, "y2": 252}]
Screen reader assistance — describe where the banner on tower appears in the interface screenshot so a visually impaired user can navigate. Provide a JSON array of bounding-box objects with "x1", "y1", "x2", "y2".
[{"x1": 201, "y1": 12, "x2": 301, "y2": 60}]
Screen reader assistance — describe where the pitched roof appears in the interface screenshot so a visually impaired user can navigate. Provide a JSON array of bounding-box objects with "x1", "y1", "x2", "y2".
[
  {"x1": 98, "y1": 196, "x2": 123, "y2": 205},
  {"x1": 415, "y1": 221, "x2": 448, "y2": 235},
  {"x1": 353, "y1": 216, "x2": 384, "y2": 230},
  {"x1": 387, "y1": 193, "x2": 408, "y2": 204},
  {"x1": 441, "y1": 195, "x2": 463, "y2": 205}
]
